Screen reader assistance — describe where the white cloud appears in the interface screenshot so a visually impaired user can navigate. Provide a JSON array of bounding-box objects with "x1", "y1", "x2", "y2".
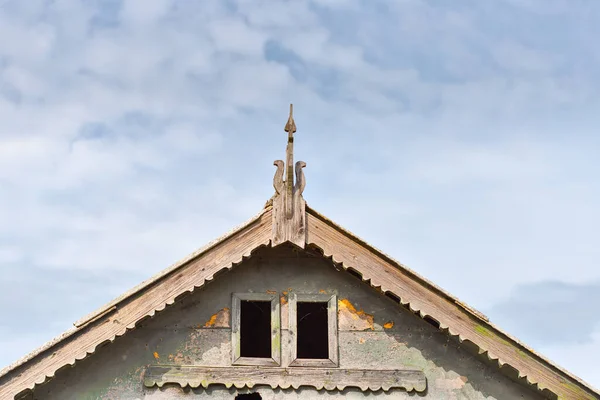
[
  {"x1": 0, "y1": 0, "x2": 599, "y2": 389},
  {"x1": 405, "y1": 139, "x2": 557, "y2": 184},
  {"x1": 120, "y1": 0, "x2": 172, "y2": 26}
]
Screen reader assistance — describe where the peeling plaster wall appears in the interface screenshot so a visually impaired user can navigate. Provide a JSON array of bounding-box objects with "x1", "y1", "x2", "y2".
[{"x1": 32, "y1": 246, "x2": 545, "y2": 400}]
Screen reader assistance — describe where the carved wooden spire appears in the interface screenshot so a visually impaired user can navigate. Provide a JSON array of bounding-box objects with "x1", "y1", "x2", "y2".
[
  {"x1": 284, "y1": 104, "x2": 296, "y2": 219},
  {"x1": 272, "y1": 104, "x2": 306, "y2": 248}
]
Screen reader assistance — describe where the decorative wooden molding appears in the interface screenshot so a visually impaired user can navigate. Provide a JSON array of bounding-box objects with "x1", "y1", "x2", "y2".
[
  {"x1": 288, "y1": 293, "x2": 338, "y2": 367},
  {"x1": 143, "y1": 366, "x2": 427, "y2": 392},
  {"x1": 0, "y1": 209, "x2": 273, "y2": 400},
  {"x1": 272, "y1": 104, "x2": 307, "y2": 248},
  {"x1": 231, "y1": 293, "x2": 281, "y2": 366}
]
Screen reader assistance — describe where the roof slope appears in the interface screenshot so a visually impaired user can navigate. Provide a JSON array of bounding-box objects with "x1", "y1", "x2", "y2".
[
  {"x1": 305, "y1": 207, "x2": 599, "y2": 400},
  {"x1": 0, "y1": 208, "x2": 272, "y2": 399},
  {"x1": 0, "y1": 205, "x2": 598, "y2": 400}
]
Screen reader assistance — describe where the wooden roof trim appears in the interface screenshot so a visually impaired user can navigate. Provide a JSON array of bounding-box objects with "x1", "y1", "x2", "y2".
[
  {"x1": 76, "y1": 207, "x2": 272, "y2": 328},
  {"x1": 0, "y1": 208, "x2": 272, "y2": 399},
  {"x1": 0, "y1": 207, "x2": 269, "y2": 379},
  {"x1": 305, "y1": 206, "x2": 599, "y2": 400}
]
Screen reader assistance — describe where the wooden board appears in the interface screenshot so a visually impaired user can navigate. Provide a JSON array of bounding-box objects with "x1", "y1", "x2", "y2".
[
  {"x1": 231, "y1": 293, "x2": 281, "y2": 366},
  {"x1": 143, "y1": 365, "x2": 427, "y2": 392},
  {"x1": 288, "y1": 293, "x2": 338, "y2": 367}
]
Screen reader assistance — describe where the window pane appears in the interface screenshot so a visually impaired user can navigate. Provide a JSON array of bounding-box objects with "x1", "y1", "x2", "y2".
[
  {"x1": 240, "y1": 300, "x2": 271, "y2": 358},
  {"x1": 297, "y1": 302, "x2": 329, "y2": 359}
]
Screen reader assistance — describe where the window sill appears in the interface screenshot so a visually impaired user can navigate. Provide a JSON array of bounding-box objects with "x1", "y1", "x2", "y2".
[
  {"x1": 288, "y1": 358, "x2": 337, "y2": 368},
  {"x1": 232, "y1": 356, "x2": 280, "y2": 367}
]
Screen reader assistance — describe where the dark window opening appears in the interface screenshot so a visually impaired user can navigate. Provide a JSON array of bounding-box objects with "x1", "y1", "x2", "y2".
[
  {"x1": 235, "y1": 393, "x2": 262, "y2": 399},
  {"x1": 297, "y1": 302, "x2": 329, "y2": 359},
  {"x1": 240, "y1": 300, "x2": 271, "y2": 358}
]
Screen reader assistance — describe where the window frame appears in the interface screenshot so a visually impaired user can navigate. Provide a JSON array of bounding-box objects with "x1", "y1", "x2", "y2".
[
  {"x1": 231, "y1": 292, "x2": 281, "y2": 366},
  {"x1": 288, "y1": 293, "x2": 338, "y2": 367}
]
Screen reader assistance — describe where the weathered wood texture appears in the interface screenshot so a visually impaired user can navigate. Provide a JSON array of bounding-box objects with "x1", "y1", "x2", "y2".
[
  {"x1": 231, "y1": 293, "x2": 281, "y2": 366},
  {"x1": 271, "y1": 165, "x2": 306, "y2": 249},
  {"x1": 21, "y1": 245, "x2": 548, "y2": 399},
  {"x1": 272, "y1": 104, "x2": 306, "y2": 248},
  {"x1": 288, "y1": 293, "x2": 338, "y2": 367},
  {"x1": 0, "y1": 209, "x2": 273, "y2": 400},
  {"x1": 143, "y1": 366, "x2": 427, "y2": 392},
  {"x1": 305, "y1": 207, "x2": 598, "y2": 400}
]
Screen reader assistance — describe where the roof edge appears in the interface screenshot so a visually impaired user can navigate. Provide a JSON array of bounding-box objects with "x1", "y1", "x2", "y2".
[
  {"x1": 0, "y1": 207, "x2": 271, "y2": 381},
  {"x1": 306, "y1": 205, "x2": 600, "y2": 398},
  {"x1": 305, "y1": 206, "x2": 481, "y2": 315}
]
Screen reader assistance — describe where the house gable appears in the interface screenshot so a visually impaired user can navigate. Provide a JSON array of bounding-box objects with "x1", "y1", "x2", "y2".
[{"x1": 15, "y1": 245, "x2": 548, "y2": 399}]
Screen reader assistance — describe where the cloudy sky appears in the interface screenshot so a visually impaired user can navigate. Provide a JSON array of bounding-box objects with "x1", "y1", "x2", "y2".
[{"x1": 1, "y1": 0, "x2": 599, "y2": 389}]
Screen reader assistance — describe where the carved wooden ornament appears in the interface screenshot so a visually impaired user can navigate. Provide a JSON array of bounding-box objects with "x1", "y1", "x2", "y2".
[{"x1": 272, "y1": 104, "x2": 306, "y2": 248}]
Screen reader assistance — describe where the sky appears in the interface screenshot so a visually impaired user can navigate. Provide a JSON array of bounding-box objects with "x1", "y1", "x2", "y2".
[{"x1": 1, "y1": 0, "x2": 599, "y2": 390}]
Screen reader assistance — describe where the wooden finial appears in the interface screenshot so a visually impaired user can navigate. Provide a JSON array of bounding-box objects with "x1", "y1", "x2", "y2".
[
  {"x1": 284, "y1": 104, "x2": 297, "y2": 136},
  {"x1": 271, "y1": 104, "x2": 306, "y2": 248},
  {"x1": 284, "y1": 105, "x2": 295, "y2": 220}
]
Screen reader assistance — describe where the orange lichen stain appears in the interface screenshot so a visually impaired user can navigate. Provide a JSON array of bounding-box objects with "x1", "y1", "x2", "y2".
[
  {"x1": 319, "y1": 289, "x2": 327, "y2": 294},
  {"x1": 153, "y1": 352, "x2": 160, "y2": 359},
  {"x1": 282, "y1": 291, "x2": 288, "y2": 295},
  {"x1": 203, "y1": 307, "x2": 230, "y2": 328},
  {"x1": 280, "y1": 295, "x2": 288, "y2": 305},
  {"x1": 338, "y1": 298, "x2": 374, "y2": 331},
  {"x1": 266, "y1": 290, "x2": 277, "y2": 295},
  {"x1": 359, "y1": 338, "x2": 366, "y2": 344},
  {"x1": 204, "y1": 315, "x2": 217, "y2": 327},
  {"x1": 383, "y1": 321, "x2": 394, "y2": 329}
]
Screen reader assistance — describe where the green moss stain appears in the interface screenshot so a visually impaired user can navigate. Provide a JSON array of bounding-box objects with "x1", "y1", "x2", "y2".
[
  {"x1": 272, "y1": 332, "x2": 281, "y2": 350},
  {"x1": 475, "y1": 324, "x2": 512, "y2": 347},
  {"x1": 475, "y1": 325, "x2": 493, "y2": 337},
  {"x1": 560, "y1": 379, "x2": 595, "y2": 400},
  {"x1": 516, "y1": 349, "x2": 528, "y2": 359}
]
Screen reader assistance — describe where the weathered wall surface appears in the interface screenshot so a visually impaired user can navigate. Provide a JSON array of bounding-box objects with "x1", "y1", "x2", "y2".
[{"x1": 31, "y1": 245, "x2": 544, "y2": 400}]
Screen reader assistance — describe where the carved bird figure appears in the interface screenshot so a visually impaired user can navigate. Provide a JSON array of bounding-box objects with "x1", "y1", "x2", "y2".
[
  {"x1": 273, "y1": 160, "x2": 285, "y2": 195},
  {"x1": 294, "y1": 161, "x2": 306, "y2": 195}
]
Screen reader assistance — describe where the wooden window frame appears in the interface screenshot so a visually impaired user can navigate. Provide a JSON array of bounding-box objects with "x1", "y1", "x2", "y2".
[
  {"x1": 289, "y1": 293, "x2": 338, "y2": 367},
  {"x1": 231, "y1": 292, "x2": 281, "y2": 366}
]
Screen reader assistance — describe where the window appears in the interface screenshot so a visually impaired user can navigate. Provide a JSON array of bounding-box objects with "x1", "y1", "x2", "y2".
[
  {"x1": 289, "y1": 293, "x2": 338, "y2": 367},
  {"x1": 235, "y1": 394, "x2": 261, "y2": 399},
  {"x1": 232, "y1": 293, "x2": 281, "y2": 366}
]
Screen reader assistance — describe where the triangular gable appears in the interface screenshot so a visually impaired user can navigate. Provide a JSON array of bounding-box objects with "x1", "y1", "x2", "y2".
[{"x1": 1, "y1": 205, "x2": 598, "y2": 399}]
